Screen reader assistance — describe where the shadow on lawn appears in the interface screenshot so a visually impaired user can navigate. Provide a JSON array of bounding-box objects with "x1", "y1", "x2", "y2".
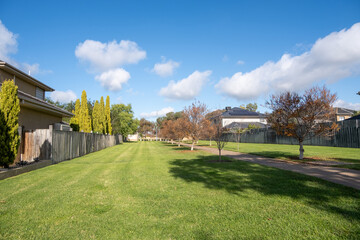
[
  {"x1": 248, "y1": 151, "x2": 359, "y2": 163},
  {"x1": 169, "y1": 155, "x2": 360, "y2": 221}
]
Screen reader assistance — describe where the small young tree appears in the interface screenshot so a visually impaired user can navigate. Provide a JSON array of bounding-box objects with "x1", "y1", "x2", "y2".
[
  {"x1": 173, "y1": 117, "x2": 189, "y2": 147},
  {"x1": 231, "y1": 127, "x2": 245, "y2": 152},
  {"x1": 213, "y1": 117, "x2": 229, "y2": 162},
  {"x1": 161, "y1": 120, "x2": 176, "y2": 144},
  {"x1": 0, "y1": 80, "x2": 20, "y2": 168},
  {"x1": 105, "y1": 96, "x2": 112, "y2": 134},
  {"x1": 183, "y1": 101, "x2": 209, "y2": 151},
  {"x1": 267, "y1": 86, "x2": 338, "y2": 160}
]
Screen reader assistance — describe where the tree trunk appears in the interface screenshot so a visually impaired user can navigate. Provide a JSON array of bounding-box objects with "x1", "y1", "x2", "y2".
[
  {"x1": 299, "y1": 141, "x2": 304, "y2": 160},
  {"x1": 210, "y1": 138, "x2": 212, "y2": 146},
  {"x1": 219, "y1": 149, "x2": 222, "y2": 162},
  {"x1": 191, "y1": 141, "x2": 194, "y2": 151},
  {"x1": 178, "y1": 139, "x2": 181, "y2": 147}
]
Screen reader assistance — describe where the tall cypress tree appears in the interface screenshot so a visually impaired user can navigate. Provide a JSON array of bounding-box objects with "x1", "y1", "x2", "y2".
[
  {"x1": 79, "y1": 90, "x2": 92, "y2": 132},
  {"x1": 92, "y1": 100, "x2": 103, "y2": 133},
  {"x1": 105, "y1": 96, "x2": 112, "y2": 134},
  {"x1": 69, "y1": 99, "x2": 81, "y2": 131},
  {"x1": 100, "y1": 96, "x2": 106, "y2": 134},
  {"x1": 0, "y1": 80, "x2": 20, "y2": 168}
]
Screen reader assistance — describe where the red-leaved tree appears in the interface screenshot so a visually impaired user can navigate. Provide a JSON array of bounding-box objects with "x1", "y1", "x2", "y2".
[{"x1": 266, "y1": 86, "x2": 338, "y2": 159}]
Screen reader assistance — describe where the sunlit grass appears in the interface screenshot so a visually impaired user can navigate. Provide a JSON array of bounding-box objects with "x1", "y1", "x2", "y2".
[{"x1": 0, "y1": 142, "x2": 359, "y2": 239}]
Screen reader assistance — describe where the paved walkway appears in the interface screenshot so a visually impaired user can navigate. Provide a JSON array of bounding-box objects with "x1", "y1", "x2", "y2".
[{"x1": 180, "y1": 143, "x2": 360, "y2": 190}]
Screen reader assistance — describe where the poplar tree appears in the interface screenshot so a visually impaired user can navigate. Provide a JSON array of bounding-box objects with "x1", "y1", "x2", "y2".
[
  {"x1": 79, "y1": 90, "x2": 92, "y2": 132},
  {"x1": 69, "y1": 99, "x2": 80, "y2": 131},
  {"x1": 0, "y1": 80, "x2": 21, "y2": 168},
  {"x1": 92, "y1": 100, "x2": 103, "y2": 133},
  {"x1": 100, "y1": 96, "x2": 106, "y2": 134},
  {"x1": 105, "y1": 96, "x2": 112, "y2": 134}
]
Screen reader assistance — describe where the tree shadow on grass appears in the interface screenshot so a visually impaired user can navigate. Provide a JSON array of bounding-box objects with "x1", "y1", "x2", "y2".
[
  {"x1": 248, "y1": 151, "x2": 359, "y2": 163},
  {"x1": 169, "y1": 155, "x2": 360, "y2": 221}
]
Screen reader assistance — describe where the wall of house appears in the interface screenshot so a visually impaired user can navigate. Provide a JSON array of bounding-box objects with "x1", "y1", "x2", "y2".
[
  {"x1": 222, "y1": 118, "x2": 267, "y2": 127},
  {"x1": 19, "y1": 107, "x2": 62, "y2": 130},
  {"x1": 0, "y1": 69, "x2": 37, "y2": 96},
  {"x1": 336, "y1": 115, "x2": 351, "y2": 121}
]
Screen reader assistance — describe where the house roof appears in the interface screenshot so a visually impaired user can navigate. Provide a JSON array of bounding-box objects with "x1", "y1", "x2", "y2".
[
  {"x1": 18, "y1": 90, "x2": 73, "y2": 118},
  {"x1": 221, "y1": 107, "x2": 266, "y2": 118},
  {"x1": 335, "y1": 107, "x2": 355, "y2": 115},
  {"x1": 226, "y1": 122, "x2": 267, "y2": 129},
  {"x1": 0, "y1": 61, "x2": 54, "y2": 91}
]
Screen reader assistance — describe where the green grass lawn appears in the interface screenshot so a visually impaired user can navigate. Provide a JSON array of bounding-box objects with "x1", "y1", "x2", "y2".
[
  {"x1": 195, "y1": 140, "x2": 360, "y2": 166},
  {"x1": 1, "y1": 142, "x2": 360, "y2": 239}
]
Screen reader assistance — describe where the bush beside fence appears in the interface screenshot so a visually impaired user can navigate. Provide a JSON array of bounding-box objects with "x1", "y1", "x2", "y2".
[{"x1": 224, "y1": 119, "x2": 360, "y2": 148}]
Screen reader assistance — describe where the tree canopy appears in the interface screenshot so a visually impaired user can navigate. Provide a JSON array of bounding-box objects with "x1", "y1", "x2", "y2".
[
  {"x1": 266, "y1": 86, "x2": 338, "y2": 159},
  {"x1": 111, "y1": 104, "x2": 139, "y2": 138}
]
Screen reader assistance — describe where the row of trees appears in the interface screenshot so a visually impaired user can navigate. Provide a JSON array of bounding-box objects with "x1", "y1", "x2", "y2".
[
  {"x1": 69, "y1": 91, "x2": 112, "y2": 134},
  {"x1": 157, "y1": 86, "x2": 342, "y2": 161},
  {"x1": 47, "y1": 95, "x2": 140, "y2": 138}
]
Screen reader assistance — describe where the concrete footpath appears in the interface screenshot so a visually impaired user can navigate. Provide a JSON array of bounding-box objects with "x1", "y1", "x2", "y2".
[{"x1": 180, "y1": 143, "x2": 360, "y2": 191}]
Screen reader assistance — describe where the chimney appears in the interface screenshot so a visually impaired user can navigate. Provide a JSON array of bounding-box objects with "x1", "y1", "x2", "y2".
[{"x1": 225, "y1": 106, "x2": 231, "y2": 111}]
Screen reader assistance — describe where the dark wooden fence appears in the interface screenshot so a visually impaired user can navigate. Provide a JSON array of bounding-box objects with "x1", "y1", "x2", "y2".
[
  {"x1": 20, "y1": 129, "x2": 123, "y2": 163},
  {"x1": 224, "y1": 120, "x2": 360, "y2": 148}
]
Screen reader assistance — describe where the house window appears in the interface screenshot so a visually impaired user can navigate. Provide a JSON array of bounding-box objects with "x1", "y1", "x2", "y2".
[
  {"x1": 338, "y1": 116, "x2": 345, "y2": 121},
  {"x1": 35, "y1": 87, "x2": 44, "y2": 100}
]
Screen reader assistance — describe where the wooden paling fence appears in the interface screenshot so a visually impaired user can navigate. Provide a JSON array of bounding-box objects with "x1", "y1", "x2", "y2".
[
  {"x1": 52, "y1": 131, "x2": 122, "y2": 163},
  {"x1": 224, "y1": 119, "x2": 360, "y2": 148},
  {"x1": 20, "y1": 129, "x2": 122, "y2": 164}
]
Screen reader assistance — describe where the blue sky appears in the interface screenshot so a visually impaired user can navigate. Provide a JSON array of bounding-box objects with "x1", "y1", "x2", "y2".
[{"x1": 1, "y1": 0, "x2": 360, "y2": 119}]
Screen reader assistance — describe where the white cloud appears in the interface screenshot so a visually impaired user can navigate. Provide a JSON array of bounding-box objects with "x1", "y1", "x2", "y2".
[
  {"x1": 334, "y1": 99, "x2": 360, "y2": 111},
  {"x1": 216, "y1": 23, "x2": 360, "y2": 100},
  {"x1": 95, "y1": 68, "x2": 130, "y2": 92},
  {"x1": 21, "y1": 63, "x2": 52, "y2": 75},
  {"x1": 237, "y1": 60, "x2": 245, "y2": 65},
  {"x1": 75, "y1": 39, "x2": 146, "y2": 71},
  {"x1": 0, "y1": 20, "x2": 17, "y2": 64},
  {"x1": 152, "y1": 58, "x2": 180, "y2": 77},
  {"x1": 159, "y1": 70, "x2": 212, "y2": 100},
  {"x1": 0, "y1": 21, "x2": 49, "y2": 76},
  {"x1": 140, "y1": 107, "x2": 174, "y2": 118},
  {"x1": 50, "y1": 90, "x2": 77, "y2": 103}
]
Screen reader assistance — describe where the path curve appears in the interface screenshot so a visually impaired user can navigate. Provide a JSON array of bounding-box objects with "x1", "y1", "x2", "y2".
[{"x1": 180, "y1": 143, "x2": 360, "y2": 190}]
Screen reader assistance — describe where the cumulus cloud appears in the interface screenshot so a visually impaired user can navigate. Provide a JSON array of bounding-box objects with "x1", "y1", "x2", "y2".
[
  {"x1": 159, "y1": 70, "x2": 212, "y2": 100},
  {"x1": 75, "y1": 39, "x2": 146, "y2": 71},
  {"x1": 216, "y1": 23, "x2": 360, "y2": 100},
  {"x1": 95, "y1": 68, "x2": 130, "y2": 91},
  {"x1": 50, "y1": 90, "x2": 77, "y2": 103},
  {"x1": 0, "y1": 20, "x2": 49, "y2": 75},
  {"x1": 140, "y1": 107, "x2": 174, "y2": 118},
  {"x1": 152, "y1": 58, "x2": 180, "y2": 77},
  {"x1": 0, "y1": 20, "x2": 17, "y2": 64},
  {"x1": 334, "y1": 99, "x2": 360, "y2": 110}
]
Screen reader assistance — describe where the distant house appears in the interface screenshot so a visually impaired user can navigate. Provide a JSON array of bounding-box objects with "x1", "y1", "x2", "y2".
[
  {"x1": 215, "y1": 107, "x2": 267, "y2": 129},
  {"x1": 334, "y1": 107, "x2": 355, "y2": 121},
  {"x1": 0, "y1": 61, "x2": 73, "y2": 131}
]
